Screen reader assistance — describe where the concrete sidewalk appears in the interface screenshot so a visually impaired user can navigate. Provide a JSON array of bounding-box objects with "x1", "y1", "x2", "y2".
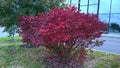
[
  {"x1": 93, "y1": 36, "x2": 120, "y2": 54},
  {"x1": 102, "y1": 32, "x2": 120, "y2": 38}
]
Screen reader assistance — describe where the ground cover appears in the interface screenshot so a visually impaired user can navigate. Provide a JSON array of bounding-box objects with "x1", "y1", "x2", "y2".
[{"x1": 0, "y1": 37, "x2": 120, "y2": 68}]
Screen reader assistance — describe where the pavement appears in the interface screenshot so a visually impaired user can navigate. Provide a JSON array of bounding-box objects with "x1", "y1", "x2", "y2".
[
  {"x1": 93, "y1": 36, "x2": 120, "y2": 54},
  {"x1": 102, "y1": 32, "x2": 120, "y2": 38}
]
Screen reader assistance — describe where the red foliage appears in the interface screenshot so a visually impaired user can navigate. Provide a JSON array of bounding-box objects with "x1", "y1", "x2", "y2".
[
  {"x1": 18, "y1": 6, "x2": 107, "y2": 66},
  {"x1": 19, "y1": 6, "x2": 107, "y2": 46}
]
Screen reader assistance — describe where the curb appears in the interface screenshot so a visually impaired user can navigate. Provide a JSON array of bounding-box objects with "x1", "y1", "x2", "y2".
[
  {"x1": 101, "y1": 34, "x2": 120, "y2": 38},
  {"x1": 92, "y1": 49, "x2": 120, "y2": 55}
]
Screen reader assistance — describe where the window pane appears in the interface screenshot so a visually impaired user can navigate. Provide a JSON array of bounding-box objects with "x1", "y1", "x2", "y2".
[
  {"x1": 89, "y1": 0, "x2": 98, "y2": 4},
  {"x1": 110, "y1": 14, "x2": 120, "y2": 25},
  {"x1": 81, "y1": 0, "x2": 88, "y2": 5},
  {"x1": 89, "y1": 5, "x2": 97, "y2": 14},
  {"x1": 99, "y1": 0, "x2": 111, "y2": 13},
  {"x1": 111, "y1": 0, "x2": 120, "y2": 13},
  {"x1": 99, "y1": 15, "x2": 109, "y2": 23},
  {"x1": 80, "y1": 6, "x2": 87, "y2": 13}
]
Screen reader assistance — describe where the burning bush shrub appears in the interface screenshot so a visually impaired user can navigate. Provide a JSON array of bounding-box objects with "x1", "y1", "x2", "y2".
[{"x1": 18, "y1": 6, "x2": 107, "y2": 68}]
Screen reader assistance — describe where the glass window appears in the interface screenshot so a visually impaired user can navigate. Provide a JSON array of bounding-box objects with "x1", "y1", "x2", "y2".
[
  {"x1": 89, "y1": 5, "x2": 97, "y2": 14},
  {"x1": 111, "y1": 0, "x2": 120, "y2": 13},
  {"x1": 89, "y1": 0, "x2": 98, "y2": 4},
  {"x1": 110, "y1": 14, "x2": 120, "y2": 25},
  {"x1": 99, "y1": 0, "x2": 111, "y2": 13},
  {"x1": 80, "y1": 6, "x2": 87, "y2": 13},
  {"x1": 80, "y1": 0, "x2": 88, "y2": 5},
  {"x1": 99, "y1": 15, "x2": 109, "y2": 23}
]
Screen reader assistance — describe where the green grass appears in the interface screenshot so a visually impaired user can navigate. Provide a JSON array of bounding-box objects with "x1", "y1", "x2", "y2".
[
  {"x1": 0, "y1": 36, "x2": 45, "y2": 68},
  {"x1": 0, "y1": 36, "x2": 120, "y2": 68},
  {"x1": 0, "y1": 36, "x2": 22, "y2": 42},
  {"x1": 86, "y1": 50, "x2": 120, "y2": 68},
  {"x1": 0, "y1": 45, "x2": 45, "y2": 68},
  {"x1": 0, "y1": 36, "x2": 22, "y2": 47}
]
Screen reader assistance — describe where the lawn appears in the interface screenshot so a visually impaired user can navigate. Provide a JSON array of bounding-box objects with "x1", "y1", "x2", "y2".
[{"x1": 0, "y1": 36, "x2": 120, "y2": 68}]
